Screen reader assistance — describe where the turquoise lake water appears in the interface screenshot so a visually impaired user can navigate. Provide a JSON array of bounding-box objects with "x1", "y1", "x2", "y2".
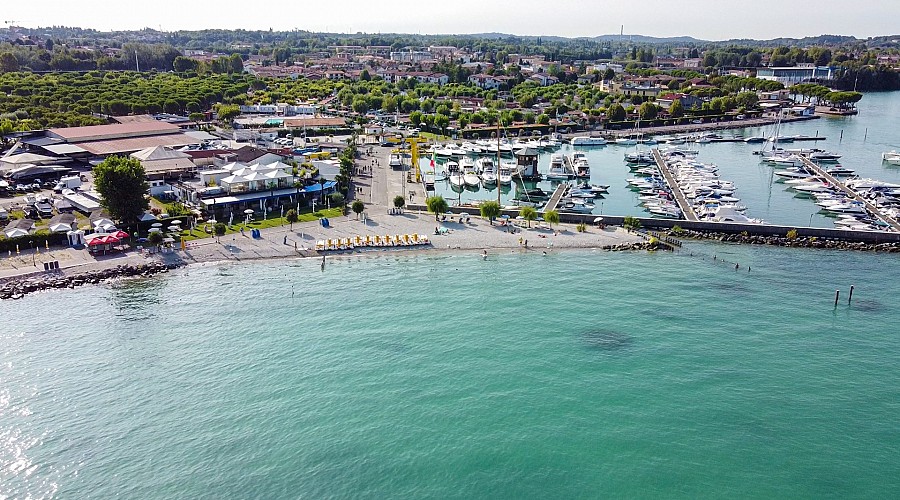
[
  {"x1": 427, "y1": 91, "x2": 900, "y2": 228},
  {"x1": 2, "y1": 242, "x2": 899, "y2": 498}
]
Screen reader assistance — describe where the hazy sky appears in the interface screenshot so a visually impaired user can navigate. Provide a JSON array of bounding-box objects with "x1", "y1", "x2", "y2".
[{"x1": 4, "y1": 0, "x2": 898, "y2": 40}]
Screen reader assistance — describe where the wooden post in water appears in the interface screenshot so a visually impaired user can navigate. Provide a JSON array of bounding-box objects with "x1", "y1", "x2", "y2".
[
  {"x1": 834, "y1": 290, "x2": 840, "y2": 308},
  {"x1": 864, "y1": 128, "x2": 868, "y2": 142},
  {"x1": 840, "y1": 129, "x2": 843, "y2": 143},
  {"x1": 848, "y1": 285, "x2": 855, "y2": 304}
]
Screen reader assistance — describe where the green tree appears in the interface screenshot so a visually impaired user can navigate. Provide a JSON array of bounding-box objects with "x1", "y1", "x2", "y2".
[
  {"x1": 214, "y1": 222, "x2": 227, "y2": 238},
  {"x1": 479, "y1": 200, "x2": 501, "y2": 225},
  {"x1": 638, "y1": 102, "x2": 658, "y2": 120},
  {"x1": 520, "y1": 206, "x2": 538, "y2": 228},
  {"x1": 351, "y1": 199, "x2": 365, "y2": 219},
  {"x1": 409, "y1": 111, "x2": 423, "y2": 127},
  {"x1": 543, "y1": 209, "x2": 560, "y2": 229},
  {"x1": 285, "y1": 208, "x2": 298, "y2": 229},
  {"x1": 426, "y1": 195, "x2": 449, "y2": 220},
  {"x1": 0, "y1": 52, "x2": 20, "y2": 73},
  {"x1": 173, "y1": 56, "x2": 198, "y2": 73},
  {"x1": 393, "y1": 195, "x2": 406, "y2": 214},
  {"x1": 92, "y1": 156, "x2": 149, "y2": 227},
  {"x1": 668, "y1": 99, "x2": 684, "y2": 118},
  {"x1": 537, "y1": 113, "x2": 550, "y2": 125},
  {"x1": 216, "y1": 104, "x2": 240, "y2": 122},
  {"x1": 623, "y1": 216, "x2": 642, "y2": 230},
  {"x1": 148, "y1": 231, "x2": 163, "y2": 247},
  {"x1": 608, "y1": 103, "x2": 626, "y2": 121}
]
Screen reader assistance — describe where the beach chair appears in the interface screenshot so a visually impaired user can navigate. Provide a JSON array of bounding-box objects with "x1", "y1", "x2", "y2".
[
  {"x1": 402, "y1": 234, "x2": 411, "y2": 245},
  {"x1": 329, "y1": 239, "x2": 338, "y2": 251},
  {"x1": 338, "y1": 239, "x2": 346, "y2": 250},
  {"x1": 365, "y1": 235, "x2": 372, "y2": 246},
  {"x1": 315, "y1": 240, "x2": 325, "y2": 251},
  {"x1": 420, "y1": 235, "x2": 429, "y2": 244},
  {"x1": 385, "y1": 235, "x2": 394, "y2": 247},
  {"x1": 354, "y1": 235, "x2": 362, "y2": 247}
]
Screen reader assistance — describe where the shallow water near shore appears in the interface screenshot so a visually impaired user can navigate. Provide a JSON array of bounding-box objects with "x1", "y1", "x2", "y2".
[{"x1": 2, "y1": 242, "x2": 899, "y2": 498}]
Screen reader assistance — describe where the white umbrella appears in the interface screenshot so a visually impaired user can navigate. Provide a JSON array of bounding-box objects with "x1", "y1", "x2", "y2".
[
  {"x1": 151, "y1": 222, "x2": 163, "y2": 228},
  {"x1": 171, "y1": 219, "x2": 182, "y2": 225},
  {"x1": 148, "y1": 228, "x2": 161, "y2": 233},
  {"x1": 244, "y1": 209, "x2": 254, "y2": 215},
  {"x1": 207, "y1": 218, "x2": 217, "y2": 224},
  {"x1": 168, "y1": 225, "x2": 181, "y2": 232},
  {"x1": 593, "y1": 217, "x2": 604, "y2": 223}
]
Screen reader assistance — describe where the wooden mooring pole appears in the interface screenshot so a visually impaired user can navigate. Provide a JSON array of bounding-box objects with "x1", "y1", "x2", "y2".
[{"x1": 834, "y1": 290, "x2": 840, "y2": 308}]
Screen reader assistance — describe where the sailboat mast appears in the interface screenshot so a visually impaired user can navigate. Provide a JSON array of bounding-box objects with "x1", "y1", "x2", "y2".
[{"x1": 497, "y1": 122, "x2": 501, "y2": 207}]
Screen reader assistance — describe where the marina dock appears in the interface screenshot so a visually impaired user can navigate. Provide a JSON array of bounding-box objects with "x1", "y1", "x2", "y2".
[
  {"x1": 799, "y1": 157, "x2": 900, "y2": 232},
  {"x1": 542, "y1": 184, "x2": 569, "y2": 213},
  {"x1": 652, "y1": 149, "x2": 697, "y2": 221}
]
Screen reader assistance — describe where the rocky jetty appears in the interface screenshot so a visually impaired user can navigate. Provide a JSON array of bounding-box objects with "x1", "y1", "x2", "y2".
[
  {"x1": 0, "y1": 262, "x2": 181, "y2": 300},
  {"x1": 672, "y1": 230, "x2": 900, "y2": 252},
  {"x1": 602, "y1": 240, "x2": 672, "y2": 252}
]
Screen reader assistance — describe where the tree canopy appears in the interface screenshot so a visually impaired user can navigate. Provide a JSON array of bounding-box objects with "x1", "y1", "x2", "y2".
[{"x1": 92, "y1": 156, "x2": 150, "y2": 226}]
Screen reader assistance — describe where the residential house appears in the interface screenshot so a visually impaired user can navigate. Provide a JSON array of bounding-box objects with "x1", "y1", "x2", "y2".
[{"x1": 529, "y1": 73, "x2": 559, "y2": 86}]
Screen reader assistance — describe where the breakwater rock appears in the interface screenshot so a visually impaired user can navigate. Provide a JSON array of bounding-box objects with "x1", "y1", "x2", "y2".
[
  {"x1": 602, "y1": 241, "x2": 672, "y2": 252},
  {"x1": 0, "y1": 262, "x2": 181, "y2": 300},
  {"x1": 673, "y1": 230, "x2": 900, "y2": 252}
]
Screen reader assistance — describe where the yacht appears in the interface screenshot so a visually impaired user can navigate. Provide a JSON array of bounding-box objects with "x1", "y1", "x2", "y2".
[
  {"x1": 498, "y1": 163, "x2": 513, "y2": 185},
  {"x1": 460, "y1": 142, "x2": 483, "y2": 155},
  {"x1": 568, "y1": 152, "x2": 591, "y2": 178},
  {"x1": 546, "y1": 154, "x2": 572, "y2": 180},
  {"x1": 560, "y1": 198, "x2": 595, "y2": 213},
  {"x1": 615, "y1": 137, "x2": 638, "y2": 146},
  {"x1": 882, "y1": 151, "x2": 900, "y2": 165},
  {"x1": 477, "y1": 157, "x2": 497, "y2": 185},
  {"x1": 462, "y1": 160, "x2": 481, "y2": 187},
  {"x1": 570, "y1": 136, "x2": 607, "y2": 146},
  {"x1": 807, "y1": 151, "x2": 842, "y2": 162},
  {"x1": 447, "y1": 162, "x2": 464, "y2": 189}
]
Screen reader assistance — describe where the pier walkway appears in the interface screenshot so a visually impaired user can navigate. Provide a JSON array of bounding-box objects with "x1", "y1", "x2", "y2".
[
  {"x1": 543, "y1": 184, "x2": 569, "y2": 213},
  {"x1": 652, "y1": 149, "x2": 697, "y2": 221},
  {"x1": 800, "y1": 157, "x2": 900, "y2": 232}
]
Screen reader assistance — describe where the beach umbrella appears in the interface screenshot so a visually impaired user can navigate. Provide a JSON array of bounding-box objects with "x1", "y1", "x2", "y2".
[
  {"x1": 244, "y1": 209, "x2": 254, "y2": 215},
  {"x1": 87, "y1": 237, "x2": 106, "y2": 246},
  {"x1": 207, "y1": 218, "x2": 217, "y2": 225},
  {"x1": 501, "y1": 214, "x2": 510, "y2": 219},
  {"x1": 111, "y1": 230, "x2": 130, "y2": 239},
  {"x1": 103, "y1": 234, "x2": 121, "y2": 244},
  {"x1": 168, "y1": 225, "x2": 181, "y2": 232},
  {"x1": 148, "y1": 227, "x2": 161, "y2": 233},
  {"x1": 151, "y1": 222, "x2": 163, "y2": 228},
  {"x1": 171, "y1": 219, "x2": 182, "y2": 225},
  {"x1": 593, "y1": 217, "x2": 604, "y2": 223}
]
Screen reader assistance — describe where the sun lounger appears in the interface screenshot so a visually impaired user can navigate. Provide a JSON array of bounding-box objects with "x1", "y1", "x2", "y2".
[{"x1": 315, "y1": 240, "x2": 326, "y2": 251}]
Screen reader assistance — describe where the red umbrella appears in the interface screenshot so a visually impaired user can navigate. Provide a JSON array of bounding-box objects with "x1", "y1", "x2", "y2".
[
  {"x1": 111, "y1": 230, "x2": 130, "y2": 239},
  {"x1": 88, "y1": 237, "x2": 106, "y2": 246},
  {"x1": 103, "y1": 235, "x2": 121, "y2": 244}
]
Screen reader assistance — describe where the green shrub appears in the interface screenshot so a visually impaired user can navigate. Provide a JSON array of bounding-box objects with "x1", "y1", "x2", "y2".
[{"x1": 786, "y1": 229, "x2": 799, "y2": 240}]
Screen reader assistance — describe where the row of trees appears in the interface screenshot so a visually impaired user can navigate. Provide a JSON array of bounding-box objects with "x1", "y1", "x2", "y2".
[{"x1": 0, "y1": 71, "x2": 252, "y2": 128}]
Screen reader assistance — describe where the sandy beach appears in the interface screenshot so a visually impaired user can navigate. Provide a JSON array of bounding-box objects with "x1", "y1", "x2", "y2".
[{"x1": 0, "y1": 210, "x2": 643, "y2": 284}]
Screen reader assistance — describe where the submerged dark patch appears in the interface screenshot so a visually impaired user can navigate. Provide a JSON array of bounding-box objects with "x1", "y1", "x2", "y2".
[{"x1": 581, "y1": 330, "x2": 633, "y2": 351}]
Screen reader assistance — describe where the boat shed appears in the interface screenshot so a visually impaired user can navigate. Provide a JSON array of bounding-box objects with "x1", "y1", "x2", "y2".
[{"x1": 515, "y1": 147, "x2": 541, "y2": 180}]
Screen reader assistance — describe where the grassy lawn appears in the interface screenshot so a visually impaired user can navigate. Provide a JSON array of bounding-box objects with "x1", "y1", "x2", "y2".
[{"x1": 175, "y1": 207, "x2": 344, "y2": 242}]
